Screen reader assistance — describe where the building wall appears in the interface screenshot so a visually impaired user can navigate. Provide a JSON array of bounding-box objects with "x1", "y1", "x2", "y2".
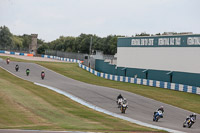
[
  {"x1": 117, "y1": 47, "x2": 200, "y2": 74},
  {"x1": 94, "y1": 34, "x2": 200, "y2": 87}
]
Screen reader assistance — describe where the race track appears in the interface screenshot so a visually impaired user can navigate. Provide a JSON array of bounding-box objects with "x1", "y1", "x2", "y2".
[{"x1": 0, "y1": 59, "x2": 199, "y2": 133}]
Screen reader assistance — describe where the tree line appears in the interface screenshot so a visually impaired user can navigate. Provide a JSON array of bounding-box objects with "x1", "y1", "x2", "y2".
[
  {"x1": 0, "y1": 26, "x2": 123, "y2": 55},
  {"x1": 1, "y1": 26, "x2": 162, "y2": 55}
]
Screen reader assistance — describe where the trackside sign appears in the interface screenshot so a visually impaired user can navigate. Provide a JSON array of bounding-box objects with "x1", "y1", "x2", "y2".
[{"x1": 117, "y1": 34, "x2": 200, "y2": 47}]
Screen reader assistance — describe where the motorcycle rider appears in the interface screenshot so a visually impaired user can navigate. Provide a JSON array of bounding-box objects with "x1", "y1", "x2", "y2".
[
  {"x1": 26, "y1": 68, "x2": 30, "y2": 76},
  {"x1": 183, "y1": 113, "x2": 196, "y2": 128},
  {"x1": 186, "y1": 113, "x2": 196, "y2": 121},
  {"x1": 6, "y1": 57, "x2": 10, "y2": 64},
  {"x1": 15, "y1": 64, "x2": 19, "y2": 71},
  {"x1": 157, "y1": 106, "x2": 164, "y2": 113},
  {"x1": 154, "y1": 106, "x2": 164, "y2": 119},
  {"x1": 117, "y1": 94, "x2": 123, "y2": 100},
  {"x1": 117, "y1": 94, "x2": 124, "y2": 108},
  {"x1": 41, "y1": 70, "x2": 45, "y2": 79}
]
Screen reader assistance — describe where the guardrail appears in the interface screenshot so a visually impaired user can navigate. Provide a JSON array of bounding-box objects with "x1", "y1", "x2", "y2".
[
  {"x1": 0, "y1": 50, "x2": 33, "y2": 56},
  {"x1": 41, "y1": 54, "x2": 81, "y2": 63}
]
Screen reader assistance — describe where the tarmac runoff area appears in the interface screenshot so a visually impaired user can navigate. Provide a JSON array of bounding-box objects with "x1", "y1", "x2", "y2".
[{"x1": 0, "y1": 55, "x2": 200, "y2": 133}]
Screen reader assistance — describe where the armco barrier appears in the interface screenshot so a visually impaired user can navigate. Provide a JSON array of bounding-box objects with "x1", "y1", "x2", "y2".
[
  {"x1": 41, "y1": 54, "x2": 199, "y2": 95},
  {"x1": 41, "y1": 54, "x2": 81, "y2": 63},
  {"x1": 0, "y1": 50, "x2": 33, "y2": 56}
]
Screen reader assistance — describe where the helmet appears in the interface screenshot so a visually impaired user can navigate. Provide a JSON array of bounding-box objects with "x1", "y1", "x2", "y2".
[{"x1": 160, "y1": 106, "x2": 164, "y2": 109}]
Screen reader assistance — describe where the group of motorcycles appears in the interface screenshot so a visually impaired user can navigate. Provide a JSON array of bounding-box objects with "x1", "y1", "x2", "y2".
[
  {"x1": 116, "y1": 95, "x2": 128, "y2": 114},
  {"x1": 116, "y1": 94, "x2": 196, "y2": 128},
  {"x1": 6, "y1": 58, "x2": 45, "y2": 80},
  {"x1": 6, "y1": 57, "x2": 197, "y2": 129}
]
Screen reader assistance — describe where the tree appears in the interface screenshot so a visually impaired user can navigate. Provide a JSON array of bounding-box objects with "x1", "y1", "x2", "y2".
[
  {"x1": 37, "y1": 44, "x2": 49, "y2": 54},
  {"x1": 12, "y1": 35, "x2": 23, "y2": 50},
  {"x1": 0, "y1": 26, "x2": 13, "y2": 49},
  {"x1": 135, "y1": 32, "x2": 150, "y2": 36}
]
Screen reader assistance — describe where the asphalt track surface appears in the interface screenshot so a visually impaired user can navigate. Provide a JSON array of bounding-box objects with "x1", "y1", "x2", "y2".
[{"x1": 0, "y1": 59, "x2": 200, "y2": 133}]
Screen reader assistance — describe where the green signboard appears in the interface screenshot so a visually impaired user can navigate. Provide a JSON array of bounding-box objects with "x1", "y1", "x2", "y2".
[{"x1": 117, "y1": 34, "x2": 200, "y2": 47}]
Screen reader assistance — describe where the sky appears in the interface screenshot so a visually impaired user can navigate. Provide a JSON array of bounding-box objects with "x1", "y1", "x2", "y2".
[{"x1": 0, "y1": 0, "x2": 200, "y2": 42}]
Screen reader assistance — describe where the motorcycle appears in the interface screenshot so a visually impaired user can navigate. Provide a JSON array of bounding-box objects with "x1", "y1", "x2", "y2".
[
  {"x1": 26, "y1": 69, "x2": 30, "y2": 76},
  {"x1": 6, "y1": 59, "x2": 10, "y2": 64},
  {"x1": 183, "y1": 117, "x2": 195, "y2": 128},
  {"x1": 15, "y1": 65, "x2": 19, "y2": 72},
  {"x1": 153, "y1": 110, "x2": 163, "y2": 122},
  {"x1": 120, "y1": 104, "x2": 127, "y2": 114},
  {"x1": 116, "y1": 98, "x2": 123, "y2": 108},
  {"x1": 41, "y1": 72, "x2": 45, "y2": 80}
]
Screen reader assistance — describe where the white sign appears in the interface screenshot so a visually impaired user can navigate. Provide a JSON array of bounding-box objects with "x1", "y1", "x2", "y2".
[
  {"x1": 158, "y1": 38, "x2": 181, "y2": 46},
  {"x1": 131, "y1": 39, "x2": 154, "y2": 46},
  {"x1": 187, "y1": 37, "x2": 200, "y2": 45}
]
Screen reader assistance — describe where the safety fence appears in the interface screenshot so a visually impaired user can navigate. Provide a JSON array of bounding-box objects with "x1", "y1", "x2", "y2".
[
  {"x1": 41, "y1": 54, "x2": 81, "y2": 63},
  {"x1": 79, "y1": 63, "x2": 200, "y2": 95},
  {"x1": 40, "y1": 54, "x2": 200, "y2": 95},
  {"x1": 0, "y1": 50, "x2": 33, "y2": 56}
]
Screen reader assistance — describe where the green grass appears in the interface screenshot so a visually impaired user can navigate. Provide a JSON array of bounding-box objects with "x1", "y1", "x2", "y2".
[{"x1": 0, "y1": 67, "x2": 160, "y2": 132}]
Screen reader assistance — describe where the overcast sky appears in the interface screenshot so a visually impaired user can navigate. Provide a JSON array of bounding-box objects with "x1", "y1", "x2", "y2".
[{"x1": 0, "y1": 0, "x2": 200, "y2": 42}]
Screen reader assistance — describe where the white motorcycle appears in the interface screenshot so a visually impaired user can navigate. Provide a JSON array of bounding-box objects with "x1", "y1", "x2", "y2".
[{"x1": 116, "y1": 98, "x2": 123, "y2": 108}]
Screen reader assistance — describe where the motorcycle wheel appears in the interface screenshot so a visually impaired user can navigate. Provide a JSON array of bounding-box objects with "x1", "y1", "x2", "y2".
[
  {"x1": 188, "y1": 124, "x2": 192, "y2": 128},
  {"x1": 155, "y1": 116, "x2": 159, "y2": 122}
]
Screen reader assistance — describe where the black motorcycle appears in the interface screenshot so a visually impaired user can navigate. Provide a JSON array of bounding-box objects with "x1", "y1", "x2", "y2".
[
  {"x1": 26, "y1": 69, "x2": 30, "y2": 76},
  {"x1": 15, "y1": 65, "x2": 19, "y2": 72},
  {"x1": 183, "y1": 117, "x2": 195, "y2": 128}
]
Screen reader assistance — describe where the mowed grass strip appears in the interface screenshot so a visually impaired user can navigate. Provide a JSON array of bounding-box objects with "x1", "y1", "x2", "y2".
[
  {"x1": 36, "y1": 62, "x2": 200, "y2": 114},
  {"x1": 0, "y1": 68, "x2": 160, "y2": 132}
]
